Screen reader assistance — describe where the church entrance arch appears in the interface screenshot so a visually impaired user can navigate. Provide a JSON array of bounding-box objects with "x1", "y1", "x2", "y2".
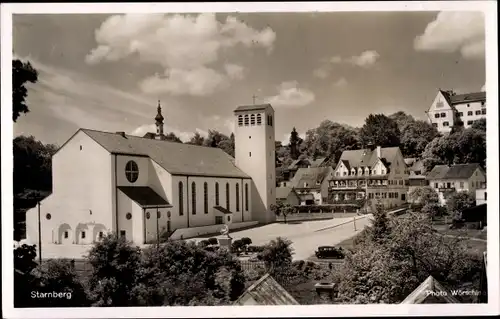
[
  {"x1": 75, "y1": 223, "x2": 89, "y2": 245},
  {"x1": 92, "y1": 224, "x2": 107, "y2": 242},
  {"x1": 58, "y1": 224, "x2": 73, "y2": 245}
]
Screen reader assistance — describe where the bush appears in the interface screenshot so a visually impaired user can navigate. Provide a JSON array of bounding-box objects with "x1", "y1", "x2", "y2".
[{"x1": 198, "y1": 240, "x2": 210, "y2": 248}]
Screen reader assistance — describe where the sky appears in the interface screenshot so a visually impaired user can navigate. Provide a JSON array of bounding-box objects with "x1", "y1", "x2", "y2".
[{"x1": 12, "y1": 11, "x2": 486, "y2": 146}]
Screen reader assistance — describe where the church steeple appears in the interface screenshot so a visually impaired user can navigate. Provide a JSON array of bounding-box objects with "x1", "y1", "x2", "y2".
[{"x1": 155, "y1": 100, "x2": 164, "y2": 137}]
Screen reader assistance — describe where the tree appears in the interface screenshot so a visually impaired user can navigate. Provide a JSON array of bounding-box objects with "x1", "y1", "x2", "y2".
[
  {"x1": 207, "y1": 237, "x2": 219, "y2": 246},
  {"x1": 447, "y1": 191, "x2": 476, "y2": 221},
  {"x1": 86, "y1": 234, "x2": 144, "y2": 306},
  {"x1": 138, "y1": 240, "x2": 245, "y2": 306},
  {"x1": 359, "y1": 114, "x2": 400, "y2": 148},
  {"x1": 240, "y1": 237, "x2": 252, "y2": 253},
  {"x1": 471, "y1": 118, "x2": 486, "y2": 132},
  {"x1": 13, "y1": 59, "x2": 39, "y2": 122},
  {"x1": 270, "y1": 202, "x2": 296, "y2": 224},
  {"x1": 421, "y1": 202, "x2": 445, "y2": 220},
  {"x1": 389, "y1": 111, "x2": 415, "y2": 132},
  {"x1": 31, "y1": 259, "x2": 90, "y2": 307},
  {"x1": 337, "y1": 215, "x2": 483, "y2": 303},
  {"x1": 289, "y1": 127, "x2": 300, "y2": 160},
  {"x1": 164, "y1": 132, "x2": 183, "y2": 143},
  {"x1": 204, "y1": 130, "x2": 235, "y2": 157},
  {"x1": 368, "y1": 201, "x2": 391, "y2": 243},
  {"x1": 400, "y1": 120, "x2": 440, "y2": 158},
  {"x1": 408, "y1": 186, "x2": 440, "y2": 207},
  {"x1": 187, "y1": 132, "x2": 205, "y2": 145},
  {"x1": 14, "y1": 244, "x2": 39, "y2": 307},
  {"x1": 258, "y1": 237, "x2": 294, "y2": 278},
  {"x1": 231, "y1": 239, "x2": 245, "y2": 255}
]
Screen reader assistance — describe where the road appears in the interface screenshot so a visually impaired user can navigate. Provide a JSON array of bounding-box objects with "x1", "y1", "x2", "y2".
[{"x1": 191, "y1": 214, "x2": 374, "y2": 261}]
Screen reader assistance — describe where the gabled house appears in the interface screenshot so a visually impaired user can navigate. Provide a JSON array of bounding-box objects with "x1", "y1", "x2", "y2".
[
  {"x1": 289, "y1": 166, "x2": 334, "y2": 205},
  {"x1": 427, "y1": 89, "x2": 486, "y2": 134},
  {"x1": 282, "y1": 157, "x2": 328, "y2": 182},
  {"x1": 275, "y1": 187, "x2": 300, "y2": 206},
  {"x1": 405, "y1": 158, "x2": 429, "y2": 202},
  {"x1": 329, "y1": 146, "x2": 409, "y2": 209},
  {"x1": 426, "y1": 163, "x2": 486, "y2": 205},
  {"x1": 234, "y1": 273, "x2": 299, "y2": 305}
]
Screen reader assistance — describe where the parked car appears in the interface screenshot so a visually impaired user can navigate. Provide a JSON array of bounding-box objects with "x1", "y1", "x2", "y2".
[{"x1": 315, "y1": 246, "x2": 345, "y2": 259}]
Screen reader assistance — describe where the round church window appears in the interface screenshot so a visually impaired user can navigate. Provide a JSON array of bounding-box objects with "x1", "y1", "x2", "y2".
[
  {"x1": 126, "y1": 213, "x2": 132, "y2": 220},
  {"x1": 46, "y1": 213, "x2": 51, "y2": 220},
  {"x1": 125, "y1": 161, "x2": 139, "y2": 183},
  {"x1": 146, "y1": 212, "x2": 150, "y2": 219}
]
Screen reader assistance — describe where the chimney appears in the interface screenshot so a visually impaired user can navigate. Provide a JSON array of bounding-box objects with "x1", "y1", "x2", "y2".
[
  {"x1": 376, "y1": 146, "x2": 381, "y2": 158},
  {"x1": 116, "y1": 131, "x2": 126, "y2": 138}
]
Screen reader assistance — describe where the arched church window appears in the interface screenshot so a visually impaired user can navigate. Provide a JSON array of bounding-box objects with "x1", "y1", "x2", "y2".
[
  {"x1": 244, "y1": 115, "x2": 249, "y2": 126},
  {"x1": 125, "y1": 161, "x2": 139, "y2": 183},
  {"x1": 250, "y1": 114, "x2": 256, "y2": 125},
  {"x1": 192, "y1": 182, "x2": 197, "y2": 215},
  {"x1": 238, "y1": 115, "x2": 243, "y2": 126},
  {"x1": 226, "y1": 183, "x2": 230, "y2": 209},
  {"x1": 256, "y1": 114, "x2": 262, "y2": 125},
  {"x1": 178, "y1": 182, "x2": 184, "y2": 216},
  {"x1": 245, "y1": 183, "x2": 249, "y2": 211},
  {"x1": 235, "y1": 183, "x2": 240, "y2": 212},
  {"x1": 215, "y1": 182, "x2": 220, "y2": 205},
  {"x1": 204, "y1": 182, "x2": 208, "y2": 214}
]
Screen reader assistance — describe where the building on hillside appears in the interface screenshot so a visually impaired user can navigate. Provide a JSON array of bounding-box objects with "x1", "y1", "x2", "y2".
[
  {"x1": 426, "y1": 163, "x2": 486, "y2": 205},
  {"x1": 289, "y1": 166, "x2": 334, "y2": 205},
  {"x1": 281, "y1": 157, "x2": 328, "y2": 185},
  {"x1": 328, "y1": 146, "x2": 409, "y2": 209},
  {"x1": 275, "y1": 186, "x2": 300, "y2": 206},
  {"x1": 26, "y1": 102, "x2": 276, "y2": 251},
  {"x1": 426, "y1": 89, "x2": 486, "y2": 134},
  {"x1": 401, "y1": 275, "x2": 460, "y2": 304},
  {"x1": 234, "y1": 273, "x2": 299, "y2": 306},
  {"x1": 405, "y1": 158, "x2": 429, "y2": 202}
]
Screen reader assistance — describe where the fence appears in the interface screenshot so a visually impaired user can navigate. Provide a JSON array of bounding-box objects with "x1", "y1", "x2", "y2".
[{"x1": 240, "y1": 260, "x2": 266, "y2": 272}]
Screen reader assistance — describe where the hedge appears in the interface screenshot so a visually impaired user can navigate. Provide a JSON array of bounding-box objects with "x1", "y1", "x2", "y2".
[{"x1": 294, "y1": 204, "x2": 361, "y2": 213}]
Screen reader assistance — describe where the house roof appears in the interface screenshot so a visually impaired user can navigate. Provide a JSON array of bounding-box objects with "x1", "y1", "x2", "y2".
[
  {"x1": 234, "y1": 273, "x2": 299, "y2": 305},
  {"x1": 404, "y1": 158, "x2": 417, "y2": 166},
  {"x1": 117, "y1": 186, "x2": 171, "y2": 208},
  {"x1": 234, "y1": 104, "x2": 274, "y2": 113},
  {"x1": 338, "y1": 147, "x2": 401, "y2": 170},
  {"x1": 401, "y1": 276, "x2": 460, "y2": 304},
  {"x1": 290, "y1": 167, "x2": 331, "y2": 189},
  {"x1": 288, "y1": 157, "x2": 327, "y2": 170},
  {"x1": 426, "y1": 163, "x2": 482, "y2": 180},
  {"x1": 276, "y1": 187, "x2": 294, "y2": 199},
  {"x1": 81, "y1": 129, "x2": 249, "y2": 178},
  {"x1": 450, "y1": 92, "x2": 486, "y2": 105},
  {"x1": 213, "y1": 206, "x2": 233, "y2": 215}
]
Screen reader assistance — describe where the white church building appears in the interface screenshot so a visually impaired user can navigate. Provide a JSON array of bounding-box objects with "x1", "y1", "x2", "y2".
[{"x1": 26, "y1": 103, "x2": 276, "y2": 252}]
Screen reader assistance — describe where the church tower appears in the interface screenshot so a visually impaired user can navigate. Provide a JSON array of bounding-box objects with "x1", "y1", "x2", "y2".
[
  {"x1": 155, "y1": 100, "x2": 164, "y2": 140},
  {"x1": 234, "y1": 104, "x2": 276, "y2": 224}
]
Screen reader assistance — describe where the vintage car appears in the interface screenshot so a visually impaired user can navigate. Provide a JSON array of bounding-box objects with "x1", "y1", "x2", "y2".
[{"x1": 315, "y1": 246, "x2": 345, "y2": 259}]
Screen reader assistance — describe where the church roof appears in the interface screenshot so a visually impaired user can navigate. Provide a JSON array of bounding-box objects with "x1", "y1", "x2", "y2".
[
  {"x1": 234, "y1": 273, "x2": 299, "y2": 306},
  {"x1": 81, "y1": 129, "x2": 250, "y2": 178},
  {"x1": 118, "y1": 186, "x2": 171, "y2": 208}
]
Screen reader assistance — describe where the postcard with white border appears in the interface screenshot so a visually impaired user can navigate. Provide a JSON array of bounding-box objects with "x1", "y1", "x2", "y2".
[{"x1": 1, "y1": 1, "x2": 499, "y2": 318}]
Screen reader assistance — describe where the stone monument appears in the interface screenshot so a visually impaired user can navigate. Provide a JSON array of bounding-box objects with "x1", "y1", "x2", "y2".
[{"x1": 217, "y1": 224, "x2": 232, "y2": 252}]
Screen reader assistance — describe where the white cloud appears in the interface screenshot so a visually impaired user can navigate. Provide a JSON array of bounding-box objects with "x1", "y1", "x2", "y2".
[
  {"x1": 86, "y1": 13, "x2": 276, "y2": 96},
  {"x1": 313, "y1": 67, "x2": 330, "y2": 79},
  {"x1": 314, "y1": 51, "x2": 379, "y2": 78},
  {"x1": 481, "y1": 84, "x2": 486, "y2": 92},
  {"x1": 414, "y1": 12, "x2": 485, "y2": 59},
  {"x1": 333, "y1": 77, "x2": 348, "y2": 87},
  {"x1": 266, "y1": 81, "x2": 315, "y2": 108},
  {"x1": 346, "y1": 50, "x2": 380, "y2": 67},
  {"x1": 130, "y1": 124, "x2": 208, "y2": 142}
]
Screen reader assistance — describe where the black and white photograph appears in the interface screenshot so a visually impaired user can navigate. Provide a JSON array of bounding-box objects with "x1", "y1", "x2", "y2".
[{"x1": 1, "y1": 1, "x2": 499, "y2": 318}]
